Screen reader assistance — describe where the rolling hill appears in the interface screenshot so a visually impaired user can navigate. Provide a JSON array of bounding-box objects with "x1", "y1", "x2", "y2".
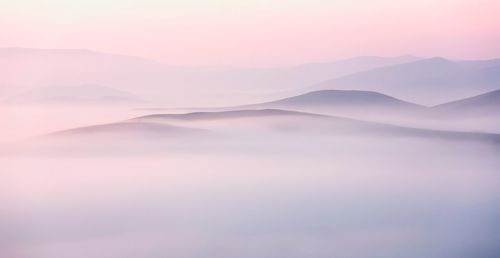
[
  {"x1": 188, "y1": 90, "x2": 428, "y2": 120},
  {"x1": 49, "y1": 109, "x2": 500, "y2": 144},
  {"x1": 249, "y1": 89, "x2": 422, "y2": 110}
]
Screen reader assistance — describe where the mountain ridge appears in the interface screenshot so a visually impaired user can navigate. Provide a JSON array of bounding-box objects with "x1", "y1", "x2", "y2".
[{"x1": 311, "y1": 57, "x2": 500, "y2": 105}]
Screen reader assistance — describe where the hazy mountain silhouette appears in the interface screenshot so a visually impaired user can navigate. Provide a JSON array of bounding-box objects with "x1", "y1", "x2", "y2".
[
  {"x1": 0, "y1": 48, "x2": 420, "y2": 105},
  {"x1": 431, "y1": 89, "x2": 500, "y2": 117},
  {"x1": 77, "y1": 109, "x2": 500, "y2": 144},
  {"x1": 133, "y1": 109, "x2": 327, "y2": 122},
  {"x1": 249, "y1": 89, "x2": 421, "y2": 109},
  {"x1": 170, "y1": 90, "x2": 426, "y2": 120},
  {"x1": 282, "y1": 55, "x2": 420, "y2": 83},
  {"x1": 0, "y1": 48, "x2": 171, "y2": 100},
  {"x1": 6, "y1": 84, "x2": 144, "y2": 105},
  {"x1": 312, "y1": 57, "x2": 500, "y2": 105},
  {"x1": 49, "y1": 121, "x2": 207, "y2": 138}
]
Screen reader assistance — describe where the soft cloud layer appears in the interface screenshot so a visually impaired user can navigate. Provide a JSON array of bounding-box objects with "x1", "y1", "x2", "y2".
[{"x1": 1, "y1": 0, "x2": 500, "y2": 66}]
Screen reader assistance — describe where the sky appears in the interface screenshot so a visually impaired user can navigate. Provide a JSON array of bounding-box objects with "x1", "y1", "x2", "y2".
[{"x1": 1, "y1": 0, "x2": 500, "y2": 66}]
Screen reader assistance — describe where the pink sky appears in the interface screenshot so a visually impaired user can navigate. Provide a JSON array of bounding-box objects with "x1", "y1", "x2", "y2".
[{"x1": 1, "y1": 0, "x2": 500, "y2": 66}]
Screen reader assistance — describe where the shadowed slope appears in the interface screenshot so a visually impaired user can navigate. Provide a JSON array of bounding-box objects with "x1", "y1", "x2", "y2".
[{"x1": 250, "y1": 90, "x2": 422, "y2": 109}]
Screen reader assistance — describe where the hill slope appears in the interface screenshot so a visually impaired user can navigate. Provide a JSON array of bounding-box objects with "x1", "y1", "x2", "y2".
[
  {"x1": 431, "y1": 89, "x2": 500, "y2": 117},
  {"x1": 254, "y1": 90, "x2": 422, "y2": 109},
  {"x1": 128, "y1": 109, "x2": 499, "y2": 144}
]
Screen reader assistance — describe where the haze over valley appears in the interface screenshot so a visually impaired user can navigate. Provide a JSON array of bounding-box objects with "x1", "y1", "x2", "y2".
[
  {"x1": 2, "y1": 46, "x2": 500, "y2": 258},
  {"x1": 2, "y1": 1, "x2": 500, "y2": 256}
]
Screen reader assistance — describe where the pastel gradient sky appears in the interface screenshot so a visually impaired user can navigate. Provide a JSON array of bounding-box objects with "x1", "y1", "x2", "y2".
[{"x1": 1, "y1": 0, "x2": 500, "y2": 66}]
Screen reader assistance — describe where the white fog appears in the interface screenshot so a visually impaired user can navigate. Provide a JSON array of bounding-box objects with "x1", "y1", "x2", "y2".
[{"x1": 1, "y1": 48, "x2": 500, "y2": 258}]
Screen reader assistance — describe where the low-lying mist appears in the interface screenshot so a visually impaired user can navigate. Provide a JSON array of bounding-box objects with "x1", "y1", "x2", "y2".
[{"x1": 1, "y1": 105, "x2": 500, "y2": 258}]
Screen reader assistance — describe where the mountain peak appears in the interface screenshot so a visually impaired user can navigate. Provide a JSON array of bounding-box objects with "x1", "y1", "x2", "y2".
[
  {"x1": 255, "y1": 89, "x2": 422, "y2": 110},
  {"x1": 413, "y1": 57, "x2": 453, "y2": 65}
]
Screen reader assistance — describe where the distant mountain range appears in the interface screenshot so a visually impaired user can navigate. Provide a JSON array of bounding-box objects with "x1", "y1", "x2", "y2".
[
  {"x1": 312, "y1": 57, "x2": 500, "y2": 105},
  {"x1": 2, "y1": 48, "x2": 499, "y2": 107},
  {"x1": 282, "y1": 55, "x2": 420, "y2": 84},
  {"x1": 239, "y1": 89, "x2": 500, "y2": 133},
  {"x1": 142, "y1": 88, "x2": 500, "y2": 125},
  {"x1": 0, "y1": 48, "x2": 419, "y2": 105},
  {"x1": 253, "y1": 88, "x2": 500, "y2": 117},
  {"x1": 0, "y1": 48, "x2": 171, "y2": 100}
]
